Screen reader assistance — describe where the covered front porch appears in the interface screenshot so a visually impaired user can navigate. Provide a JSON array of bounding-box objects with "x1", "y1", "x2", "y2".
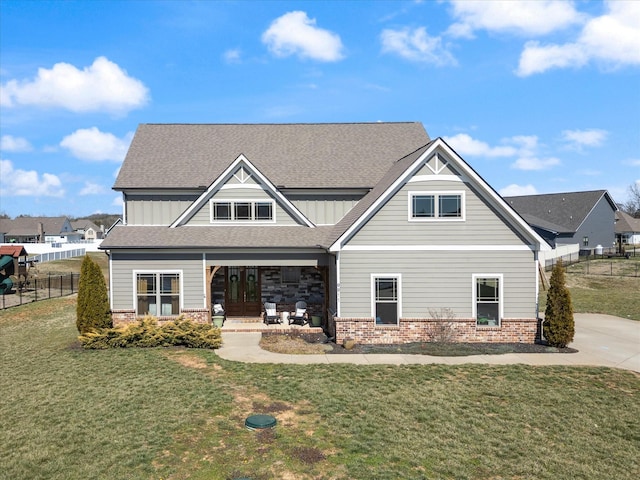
[{"x1": 205, "y1": 251, "x2": 334, "y2": 330}]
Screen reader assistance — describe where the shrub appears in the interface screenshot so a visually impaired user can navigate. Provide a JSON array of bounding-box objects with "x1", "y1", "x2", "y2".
[
  {"x1": 76, "y1": 255, "x2": 111, "y2": 334},
  {"x1": 544, "y1": 259, "x2": 575, "y2": 347},
  {"x1": 78, "y1": 315, "x2": 223, "y2": 350}
]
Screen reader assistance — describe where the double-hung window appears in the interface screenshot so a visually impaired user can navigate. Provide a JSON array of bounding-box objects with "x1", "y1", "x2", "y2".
[
  {"x1": 136, "y1": 272, "x2": 181, "y2": 316},
  {"x1": 409, "y1": 191, "x2": 464, "y2": 221},
  {"x1": 474, "y1": 275, "x2": 502, "y2": 326},
  {"x1": 372, "y1": 275, "x2": 401, "y2": 325},
  {"x1": 210, "y1": 200, "x2": 274, "y2": 222}
]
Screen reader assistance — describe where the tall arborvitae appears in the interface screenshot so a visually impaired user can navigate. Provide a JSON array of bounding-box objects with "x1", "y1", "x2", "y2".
[
  {"x1": 544, "y1": 259, "x2": 575, "y2": 348},
  {"x1": 76, "y1": 255, "x2": 111, "y2": 333}
]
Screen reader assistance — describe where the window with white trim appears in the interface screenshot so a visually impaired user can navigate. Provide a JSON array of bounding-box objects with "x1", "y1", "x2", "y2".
[
  {"x1": 136, "y1": 272, "x2": 180, "y2": 316},
  {"x1": 474, "y1": 275, "x2": 501, "y2": 326},
  {"x1": 210, "y1": 200, "x2": 274, "y2": 222},
  {"x1": 409, "y1": 191, "x2": 464, "y2": 220},
  {"x1": 372, "y1": 275, "x2": 400, "y2": 325}
]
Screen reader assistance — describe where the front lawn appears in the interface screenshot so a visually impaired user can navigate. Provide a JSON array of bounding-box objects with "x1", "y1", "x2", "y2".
[{"x1": 1, "y1": 297, "x2": 639, "y2": 479}]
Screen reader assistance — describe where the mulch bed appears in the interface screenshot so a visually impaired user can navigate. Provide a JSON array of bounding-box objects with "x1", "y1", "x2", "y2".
[{"x1": 261, "y1": 331, "x2": 578, "y2": 356}]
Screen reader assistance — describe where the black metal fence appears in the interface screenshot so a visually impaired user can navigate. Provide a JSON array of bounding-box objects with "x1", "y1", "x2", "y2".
[{"x1": 1, "y1": 273, "x2": 80, "y2": 309}]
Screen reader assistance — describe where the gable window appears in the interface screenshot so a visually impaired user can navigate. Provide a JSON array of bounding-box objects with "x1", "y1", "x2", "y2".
[
  {"x1": 409, "y1": 191, "x2": 464, "y2": 221},
  {"x1": 136, "y1": 272, "x2": 180, "y2": 316},
  {"x1": 474, "y1": 275, "x2": 502, "y2": 327},
  {"x1": 210, "y1": 200, "x2": 275, "y2": 222},
  {"x1": 372, "y1": 275, "x2": 401, "y2": 325}
]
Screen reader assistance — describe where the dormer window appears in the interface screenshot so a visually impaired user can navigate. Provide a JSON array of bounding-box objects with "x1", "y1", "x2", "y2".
[{"x1": 210, "y1": 200, "x2": 274, "y2": 222}]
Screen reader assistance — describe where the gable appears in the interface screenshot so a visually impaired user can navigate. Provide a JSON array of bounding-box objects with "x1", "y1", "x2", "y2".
[
  {"x1": 329, "y1": 139, "x2": 549, "y2": 252},
  {"x1": 172, "y1": 156, "x2": 313, "y2": 228}
]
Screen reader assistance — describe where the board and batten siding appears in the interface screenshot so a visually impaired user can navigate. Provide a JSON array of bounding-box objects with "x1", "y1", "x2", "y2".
[
  {"x1": 338, "y1": 250, "x2": 537, "y2": 319},
  {"x1": 348, "y1": 179, "x2": 527, "y2": 246},
  {"x1": 186, "y1": 186, "x2": 299, "y2": 226},
  {"x1": 110, "y1": 252, "x2": 205, "y2": 311},
  {"x1": 292, "y1": 198, "x2": 359, "y2": 225},
  {"x1": 126, "y1": 195, "x2": 197, "y2": 225}
]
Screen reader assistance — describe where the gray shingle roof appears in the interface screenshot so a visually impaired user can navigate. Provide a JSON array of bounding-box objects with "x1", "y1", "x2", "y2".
[
  {"x1": 114, "y1": 123, "x2": 430, "y2": 190},
  {"x1": 100, "y1": 225, "x2": 336, "y2": 249},
  {"x1": 0, "y1": 217, "x2": 70, "y2": 236},
  {"x1": 616, "y1": 210, "x2": 640, "y2": 234},
  {"x1": 504, "y1": 190, "x2": 616, "y2": 233}
]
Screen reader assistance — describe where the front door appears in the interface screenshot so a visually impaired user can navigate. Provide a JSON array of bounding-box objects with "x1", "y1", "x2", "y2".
[{"x1": 225, "y1": 266, "x2": 261, "y2": 317}]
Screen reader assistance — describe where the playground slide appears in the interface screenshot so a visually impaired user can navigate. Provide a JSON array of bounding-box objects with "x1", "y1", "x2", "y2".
[{"x1": 0, "y1": 255, "x2": 14, "y2": 294}]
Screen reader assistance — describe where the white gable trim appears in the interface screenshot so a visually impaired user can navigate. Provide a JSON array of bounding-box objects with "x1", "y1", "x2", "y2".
[
  {"x1": 329, "y1": 138, "x2": 550, "y2": 252},
  {"x1": 170, "y1": 154, "x2": 314, "y2": 228}
]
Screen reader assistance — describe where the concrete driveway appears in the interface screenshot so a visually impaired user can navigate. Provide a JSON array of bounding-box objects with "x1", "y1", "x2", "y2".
[{"x1": 216, "y1": 313, "x2": 640, "y2": 372}]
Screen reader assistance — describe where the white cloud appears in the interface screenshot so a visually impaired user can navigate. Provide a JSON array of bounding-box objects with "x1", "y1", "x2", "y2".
[
  {"x1": 223, "y1": 49, "x2": 242, "y2": 64},
  {"x1": 443, "y1": 133, "x2": 516, "y2": 157},
  {"x1": 381, "y1": 27, "x2": 456, "y2": 65},
  {"x1": 79, "y1": 182, "x2": 108, "y2": 195},
  {"x1": 446, "y1": 0, "x2": 583, "y2": 38},
  {"x1": 499, "y1": 184, "x2": 538, "y2": 196},
  {"x1": 0, "y1": 159, "x2": 64, "y2": 197},
  {"x1": 262, "y1": 11, "x2": 344, "y2": 62},
  {"x1": 0, "y1": 135, "x2": 32, "y2": 152},
  {"x1": 60, "y1": 127, "x2": 133, "y2": 162},
  {"x1": 0, "y1": 56, "x2": 149, "y2": 114},
  {"x1": 562, "y1": 128, "x2": 608, "y2": 149},
  {"x1": 517, "y1": 1, "x2": 640, "y2": 76},
  {"x1": 112, "y1": 195, "x2": 124, "y2": 208},
  {"x1": 623, "y1": 159, "x2": 640, "y2": 167},
  {"x1": 512, "y1": 157, "x2": 561, "y2": 170}
]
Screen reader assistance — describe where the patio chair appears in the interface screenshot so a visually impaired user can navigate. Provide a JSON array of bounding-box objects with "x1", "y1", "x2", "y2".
[
  {"x1": 289, "y1": 301, "x2": 308, "y2": 326},
  {"x1": 263, "y1": 302, "x2": 281, "y2": 325}
]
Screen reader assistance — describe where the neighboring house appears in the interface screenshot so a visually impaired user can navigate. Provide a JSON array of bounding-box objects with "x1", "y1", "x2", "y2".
[
  {"x1": 616, "y1": 210, "x2": 640, "y2": 246},
  {"x1": 71, "y1": 219, "x2": 104, "y2": 241},
  {"x1": 0, "y1": 217, "x2": 76, "y2": 243},
  {"x1": 100, "y1": 123, "x2": 550, "y2": 344},
  {"x1": 504, "y1": 190, "x2": 618, "y2": 254}
]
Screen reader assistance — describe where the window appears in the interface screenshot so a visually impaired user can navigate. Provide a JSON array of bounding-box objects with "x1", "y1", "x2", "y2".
[
  {"x1": 213, "y1": 202, "x2": 231, "y2": 220},
  {"x1": 409, "y1": 192, "x2": 464, "y2": 220},
  {"x1": 412, "y1": 195, "x2": 434, "y2": 218},
  {"x1": 474, "y1": 275, "x2": 501, "y2": 326},
  {"x1": 210, "y1": 200, "x2": 275, "y2": 222},
  {"x1": 372, "y1": 275, "x2": 400, "y2": 325},
  {"x1": 583, "y1": 236, "x2": 589, "y2": 247},
  {"x1": 136, "y1": 272, "x2": 180, "y2": 316}
]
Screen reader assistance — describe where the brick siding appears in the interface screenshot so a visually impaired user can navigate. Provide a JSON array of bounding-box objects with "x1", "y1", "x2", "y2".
[
  {"x1": 112, "y1": 308, "x2": 210, "y2": 326},
  {"x1": 334, "y1": 317, "x2": 538, "y2": 345}
]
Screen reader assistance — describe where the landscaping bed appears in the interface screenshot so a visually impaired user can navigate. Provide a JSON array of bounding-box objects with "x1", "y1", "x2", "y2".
[{"x1": 260, "y1": 331, "x2": 578, "y2": 356}]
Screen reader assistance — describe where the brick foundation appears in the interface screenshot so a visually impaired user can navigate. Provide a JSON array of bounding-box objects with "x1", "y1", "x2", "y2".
[
  {"x1": 111, "y1": 308, "x2": 210, "y2": 326},
  {"x1": 334, "y1": 317, "x2": 538, "y2": 345}
]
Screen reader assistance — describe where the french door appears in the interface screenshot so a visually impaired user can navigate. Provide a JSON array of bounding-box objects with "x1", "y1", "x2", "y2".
[{"x1": 225, "y1": 266, "x2": 261, "y2": 316}]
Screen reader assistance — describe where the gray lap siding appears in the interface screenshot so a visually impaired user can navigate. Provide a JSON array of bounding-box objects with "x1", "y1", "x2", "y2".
[
  {"x1": 110, "y1": 252, "x2": 204, "y2": 311},
  {"x1": 338, "y1": 250, "x2": 537, "y2": 320}
]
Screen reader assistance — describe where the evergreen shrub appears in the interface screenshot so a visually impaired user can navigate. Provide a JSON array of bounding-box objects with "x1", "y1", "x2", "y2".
[
  {"x1": 78, "y1": 316, "x2": 223, "y2": 349},
  {"x1": 76, "y1": 255, "x2": 111, "y2": 334},
  {"x1": 544, "y1": 259, "x2": 575, "y2": 348}
]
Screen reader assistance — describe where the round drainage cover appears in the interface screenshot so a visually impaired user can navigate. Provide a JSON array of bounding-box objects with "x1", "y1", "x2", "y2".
[{"x1": 245, "y1": 414, "x2": 276, "y2": 430}]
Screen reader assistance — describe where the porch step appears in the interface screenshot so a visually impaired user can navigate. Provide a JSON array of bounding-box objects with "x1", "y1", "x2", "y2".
[{"x1": 220, "y1": 322, "x2": 324, "y2": 333}]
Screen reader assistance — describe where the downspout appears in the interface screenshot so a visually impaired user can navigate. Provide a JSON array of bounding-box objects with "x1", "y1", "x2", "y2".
[
  {"x1": 535, "y1": 249, "x2": 545, "y2": 342},
  {"x1": 336, "y1": 251, "x2": 341, "y2": 317}
]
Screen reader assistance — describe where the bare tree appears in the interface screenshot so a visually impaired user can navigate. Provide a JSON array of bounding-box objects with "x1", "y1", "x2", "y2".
[{"x1": 622, "y1": 183, "x2": 640, "y2": 218}]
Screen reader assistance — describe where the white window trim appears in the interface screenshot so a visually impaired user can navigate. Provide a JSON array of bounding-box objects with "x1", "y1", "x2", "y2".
[
  {"x1": 133, "y1": 270, "x2": 183, "y2": 316},
  {"x1": 472, "y1": 274, "x2": 503, "y2": 326},
  {"x1": 209, "y1": 198, "x2": 276, "y2": 224},
  {"x1": 370, "y1": 273, "x2": 402, "y2": 325},
  {"x1": 408, "y1": 190, "x2": 465, "y2": 222}
]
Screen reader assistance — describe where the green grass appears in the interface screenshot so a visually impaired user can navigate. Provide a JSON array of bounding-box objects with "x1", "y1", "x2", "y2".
[
  {"x1": 2, "y1": 296, "x2": 639, "y2": 479},
  {"x1": 539, "y1": 260, "x2": 640, "y2": 320}
]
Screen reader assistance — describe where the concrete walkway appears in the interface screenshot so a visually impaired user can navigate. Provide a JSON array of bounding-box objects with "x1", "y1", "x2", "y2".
[{"x1": 216, "y1": 313, "x2": 640, "y2": 372}]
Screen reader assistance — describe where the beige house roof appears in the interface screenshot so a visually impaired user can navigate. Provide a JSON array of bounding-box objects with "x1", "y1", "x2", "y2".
[
  {"x1": 616, "y1": 210, "x2": 640, "y2": 234},
  {"x1": 114, "y1": 122, "x2": 430, "y2": 190},
  {"x1": 0, "y1": 216, "x2": 71, "y2": 236}
]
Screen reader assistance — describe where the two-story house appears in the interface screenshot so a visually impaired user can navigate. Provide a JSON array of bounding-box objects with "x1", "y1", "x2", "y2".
[{"x1": 100, "y1": 123, "x2": 550, "y2": 344}]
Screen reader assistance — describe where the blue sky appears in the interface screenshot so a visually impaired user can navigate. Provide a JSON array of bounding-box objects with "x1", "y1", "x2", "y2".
[{"x1": 1, "y1": 0, "x2": 639, "y2": 218}]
